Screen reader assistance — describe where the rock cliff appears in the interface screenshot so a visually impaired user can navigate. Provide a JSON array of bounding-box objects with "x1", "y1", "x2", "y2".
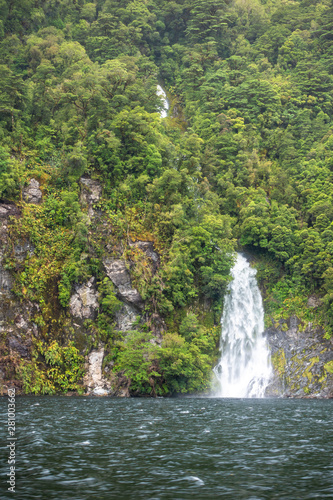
[
  {"x1": 265, "y1": 316, "x2": 333, "y2": 398},
  {"x1": 0, "y1": 178, "x2": 163, "y2": 396},
  {"x1": 1, "y1": 179, "x2": 333, "y2": 398}
]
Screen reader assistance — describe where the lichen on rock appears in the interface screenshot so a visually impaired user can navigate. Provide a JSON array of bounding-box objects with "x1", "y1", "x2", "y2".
[{"x1": 265, "y1": 316, "x2": 333, "y2": 398}]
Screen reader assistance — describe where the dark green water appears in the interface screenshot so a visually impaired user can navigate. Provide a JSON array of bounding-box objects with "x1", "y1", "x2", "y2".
[{"x1": 1, "y1": 397, "x2": 333, "y2": 499}]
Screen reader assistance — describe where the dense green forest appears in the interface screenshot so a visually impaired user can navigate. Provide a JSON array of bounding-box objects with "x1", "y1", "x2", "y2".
[{"x1": 1, "y1": 0, "x2": 333, "y2": 396}]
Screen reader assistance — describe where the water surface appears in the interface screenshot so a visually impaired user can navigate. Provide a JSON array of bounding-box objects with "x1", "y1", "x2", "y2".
[{"x1": 1, "y1": 397, "x2": 333, "y2": 499}]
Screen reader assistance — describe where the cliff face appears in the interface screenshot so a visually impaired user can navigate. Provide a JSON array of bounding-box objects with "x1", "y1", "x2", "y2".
[
  {"x1": 265, "y1": 316, "x2": 333, "y2": 398},
  {"x1": 0, "y1": 179, "x2": 164, "y2": 396},
  {"x1": 0, "y1": 203, "x2": 36, "y2": 392},
  {"x1": 1, "y1": 182, "x2": 333, "y2": 398}
]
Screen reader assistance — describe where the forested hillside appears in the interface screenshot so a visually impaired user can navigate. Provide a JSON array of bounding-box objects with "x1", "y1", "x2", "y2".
[{"x1": 1, "y1": 0, "x2": 333, "y2": 396}]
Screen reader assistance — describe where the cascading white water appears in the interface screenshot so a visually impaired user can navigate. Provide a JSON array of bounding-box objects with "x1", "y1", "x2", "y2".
[
  {"x1": 157, "y1": 85, "x2": 169, "y2": 118},
  {"x1": 213, "y1": 253, "x2": 272, "y2": 398}
]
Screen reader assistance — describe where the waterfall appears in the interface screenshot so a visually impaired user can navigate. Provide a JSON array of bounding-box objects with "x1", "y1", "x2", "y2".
[
  {"x1": 157, "y1": 85, "x2": 169, "y2": 118},
  {"x1": 213, "y1": 253, "x2": 272, "y2": 398}
]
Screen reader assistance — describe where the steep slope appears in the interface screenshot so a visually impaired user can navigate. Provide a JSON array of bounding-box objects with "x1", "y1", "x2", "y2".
[{"x1": 1, "y1": 0, "x2": 333, "y2": 397}]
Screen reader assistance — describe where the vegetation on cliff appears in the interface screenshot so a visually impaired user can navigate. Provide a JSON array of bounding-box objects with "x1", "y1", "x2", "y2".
[{"x1": 1, "y1": 0, "x2": 333, "y2": 395}]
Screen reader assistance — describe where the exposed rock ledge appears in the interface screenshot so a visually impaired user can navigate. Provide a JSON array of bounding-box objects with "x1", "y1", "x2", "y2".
[
  {"x1": 83, "y1": 347, "x2": 111, "y2": 396},
  {"x1": 83, "y1": 347, "x2": 131, "y2": 397},
  {"x1": 265, "y1": 316, "x2": 333, "y2": 398},
  {"x1": 80, "y1": 177, "x2": 102, "y2": 217},
  {"x1": 103, "y1": 258, "x2": 144, "y2": 310},
  {"x1": 23, "y1": 179, "x2": 42, "y2": 204},
  {"x1": 115, "y1": 302, "x2": 138, "y2": 331},
  {"x1": 70, "y1": 278, "x2": 99, "y2": 319}
]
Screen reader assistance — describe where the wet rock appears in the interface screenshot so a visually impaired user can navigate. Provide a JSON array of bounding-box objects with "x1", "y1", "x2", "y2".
[
  {"x1": 0, "y1": 267, "x2": 12, "y2": 294},
  {"x1": 110, "y1": 373, "x2": 131, "y2": 397},
  {"x1": 147, "y1": 312, "x2": 165, "y2": 340},
  {"x1": 0, "y1": 205, "x2": 33, "y2": 293},
  {"x1": 0, "y1": 204, "x2": 38, "y2": 390},
  {"x1": 83, "y1": 347, "x2": 111, "y2": 395},
  {"x1": 23, "y1": 179, "x2": 42, "y2": 204},
  {"x1": 103, "y1": 258, "x2": 144, "y2": 310},
  {"x1": 69, "y1": 278, "x2": 99, "y2": 319},
  {"x1": 8, "y1": 336, "x2": 30, "y2": 358},
  {"x1": 265, "y1": 316, "x2": 333, "y2": 398},
  {"x1": 0, "y1": 204, "x2": 20, "y2": 218},
  {"x1": 118, "y1": 386, "x2": 130, "y2": 398}
]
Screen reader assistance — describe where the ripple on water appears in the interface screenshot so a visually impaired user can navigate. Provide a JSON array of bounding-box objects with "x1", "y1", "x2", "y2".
[{"x1": 2, "y1": 397, "x2": 332, "y2": 500}]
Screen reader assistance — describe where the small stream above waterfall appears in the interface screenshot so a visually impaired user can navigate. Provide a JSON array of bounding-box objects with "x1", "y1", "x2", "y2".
[
  {"x1": 157, "y1": 84, "x2": 169, "y2": 118},
  {"x1": 214, "y1": 253, "x2": 272, "y2": 398}
]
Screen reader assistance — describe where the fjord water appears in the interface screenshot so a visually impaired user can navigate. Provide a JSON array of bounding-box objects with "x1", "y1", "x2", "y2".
[
  {"x1": 1, "y1": 397, "x2": 333, "y2": 499},
  {"x1": 214, "y1": 254, "x2": 272, "y2": 398}
]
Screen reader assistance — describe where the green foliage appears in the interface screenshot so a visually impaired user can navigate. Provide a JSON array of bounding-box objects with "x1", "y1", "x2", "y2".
[
  {"x1": 98, "y1": 278, "x2": 122, "y2": 316},
  {"x1": 3, "y1": 0, "x2": 333, "y2": 395},
  {"x1": 20, "y1": 340, "x2": 84, "y2": 395},
  {"x1": 0, "y1": 147, "x2": 21, "y2": 199},
  {"x1": 114, "y1": 330, "x2": 160, "y2": 395},
  {"x1": 157, "y1": 324, "x2": 219, "y2": 394},
  {"x1": 113, "y1": 321, "x2": 219, "y2": 396}
]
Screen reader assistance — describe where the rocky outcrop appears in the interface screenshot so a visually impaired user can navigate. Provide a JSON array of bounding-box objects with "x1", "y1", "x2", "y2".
[
  {"x1": 307, "y1": 295, "x2": 323, "y2": 308},
  {"x1": 83, "y1": 347, "x2": 132, "y2": 397},
  {"x1": 146, "y1": 312, "x2": 165, "y2": 341},
  {"x1": 0, "y1": 204, "x2": 19, "y2": 219},
  {"x1": 115, "y1": 303, "x2": 138, "y2": 331},
  {"x1": 8, "y1": 333, "x2": 32, "y2": 358},
  {"x1": 0, "y1": 185, "x2": 164, "y2": 396},
  {"x1": 69, "y1": 278, "x2": 99, "y2": 319},
  {"x1": 265, "y1": 316, "x2": 333, "y2": 398},
  {"x1": 80, "y1": 177, "x2": 102, "y2": 217},
  {"x1": 83, "y1": 347, "x2": 111, "y2": 395},
  {"x1": 23, "y1": 179, "x2": 42, "y2": 204},
  {"x1": 103, "y1": 258, "x2": 144, "y2": 310}
]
